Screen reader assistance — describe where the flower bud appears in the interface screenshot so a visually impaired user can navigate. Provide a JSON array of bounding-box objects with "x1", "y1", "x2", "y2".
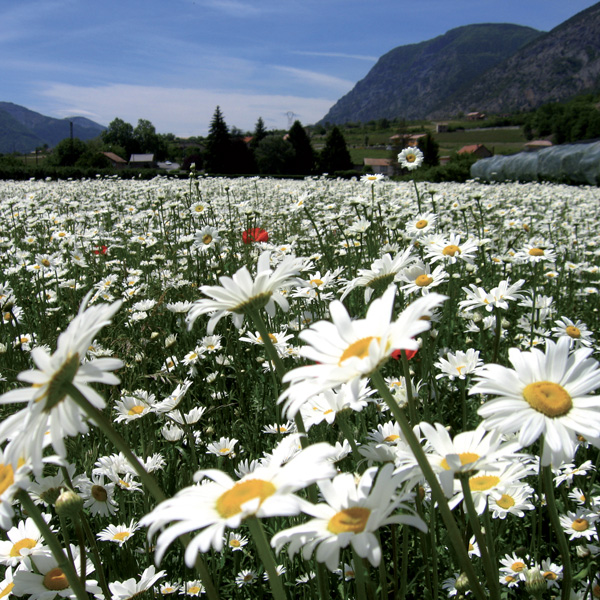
[{"x1": 55, "y1": 489, "x2": 83, "y2": 518}]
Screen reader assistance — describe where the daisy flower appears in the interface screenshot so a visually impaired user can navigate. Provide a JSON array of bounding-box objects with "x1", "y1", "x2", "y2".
[
  {"x1": 489, "y1": 483, "x2": 535, "y2": 519},
  {"x1": 182, "y1": 580, "x2": 205, "y2": 596},
  {"x1": 400, "y1": 262, "x2": 448, "y2": 296},
  {"x1": 559, "y1": 510, "x2": 599, "y2": 540},
  {"x1": 192, "y1": 226, "x2": 221, "y2": 252},
  {"x1": 225, "y1": 532, "x2": 248, "y2": 551},
  {"x1": 419, "y1": 422, "x2": 523, "y2": 497},
  {"x1": 109, "y1": 565, "x2": 166, "y2": 600},
  {"x1": 271, "y1": 463, "x2": 425, "y2": 571},
  {"x1": 235, "y1": 570, "x2": 257, "y2": 587},
  {"x1": 0, "y1": 292, "x2": 123, "y2": 473},
  {"x1": 74, "y1": 473, "x2": 119, "y2": 517},
  {"x1": 514, "y1": 243, "x2": 557, "y2": 264},
  {"x1": 459, "y1": 279, "x2": 525, "y2": 313},
  {"x1": 0, "y1": 516, "x2": 51, "y2": 566},
  {"x1": 280, "y1": 286, "x2": 445, "y2": 403},
  {"x1": 96, "y1": 519, "x2": 140, "y2": 546},
  {"x1": 186, "y1": 251, "x2": 304, "y2": 334},
  {"x1": 471, "y1": 337, "x2": 600, "y2": 466},
  {"x1": 13, "y1": 545, "x2": 102, "y2": 600},
  {"x1": 205, "y1": 437, "x2": 239, "y2": 459},
  {"x1": 435, "y1": 349, "x2": 484, "y2": 381},
  {"x1": 0, "y1": 448, "x2": 30, "y2": 529},
  {"x1": 339, "y1": 250, "x2": 414, "y2": 302},
  {"x1": 552, "y1": 317, "x2": 594, "y2": 348},
  {"x1": 405, "y1": 212, "x2": 437, "y2": 237},
  {"x1": 425, "y1": 233, "x2": 479, "y2": 266},
  {"x1": 360, "y1": 173, "x2": 385, "y2": 183},
  {"x1": 398, "y1": 146, "x2": 424, "y2": 170},
  {"x1": 141, "y1": 436, "x2": 337, "y2": 566}
]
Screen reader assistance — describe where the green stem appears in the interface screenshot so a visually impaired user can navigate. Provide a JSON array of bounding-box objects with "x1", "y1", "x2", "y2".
[
  {"x1": 542, "y1": 464, "x2": 572, "y2": 600},
  {"x1": 246, "y1": 516, "x2": 287, "y2": 600},
  {"x1": 351, "y1": 545, "x2": 369, "y2": 600},
  {"x1": 337, "y1": 411, "x2": 363, "y2": 468},
  {"x1": 17, "y1": 490, "x2": 89, "y2": 600},
  {"x1": 64, "y1": 383, "x2": 220, "y2": 600},
  {"x1": 400, "y1": 350, "x2": 417, "y2": 425},
  {"x1": 371, "y1": 372, "x2": 487, "y2": 600},
  {"x1": 458, "y1": 476, "x2": 500, "y2": 600},
  {"x1": 492, "y1": 306, "x2": 503, "y2": 364}
]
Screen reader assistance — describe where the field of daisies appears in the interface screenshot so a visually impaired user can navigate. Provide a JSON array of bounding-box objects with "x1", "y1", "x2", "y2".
[{"x1": 0, "y1": 171, "x2": 598, "y2": 600}]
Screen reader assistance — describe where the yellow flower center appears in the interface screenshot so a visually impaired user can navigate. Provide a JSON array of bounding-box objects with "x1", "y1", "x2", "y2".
[
  {"x1": 406, "y1": 154, "x2": 416, "y2": 163},
  {"x1": 113, "y1": 531, "x2": 131, "y2": 541},
  {"x1": 415, "y1": 219, "x2": 428, "y2": 229},
  {"x1": 443, "y1": 245, "x2": 461, "y2": 257},
  {"x1": 10, "y1": 538, "x2": 37, "y2": 557},
  {"x1": 496, "y1": 494, "x2": 515, "y2": 509},
  {"x1": 511, "y1": 561, "x2": 526, "y2": 572},
  {"x1": 469, "y1": 475, "x2": 500, "y2": 491},
  {"x1": 440, "y1": 452, "x2": 480, "y2": 471},
  {"x1": 566, "y1": 326, "x2": 581, "y2": 339},
  {"x1": 328, "y1": 507, "x2": 371, "y2": 534},
  {"x1": 339, "y1": 336, "x2": 380, "y2": 365},
  {"x1": 229, "y1": 539, "x2": 241, "y2": 547},
  {"x1": 0, "y1": 464, "x2": 15, "y2": 495},
  {"x1": 544, "y1": 571, "x2": 558, "y2": 581},
  {"x1": 43, "y1": 568, "x2": 69, "y2": 591},
  {"x1": 415, "y1": 274, "x2": 433, "y2": 287},
  {"x1": 523, "y1": 381, "x2": 572, "y2": 418},
  {"x1": 384, "y1": 434, "x2": 400, "y2": 442},
  {"x1": 0, "y1": 583, "x2": 14, "y2": 599},
  {"x1": 310, "y1": 278, "x2": 324, "y2": 286},
  {"x1": 216, "y1": 479, "x2": 276, "y2": 519},
  {"x1": 91, "y1": 485, "x2": 108, "y2": 502},
  {"x1": 202, "y1": 234, "x2": 213, "y2": 245},
  {"x1": 528, "y1": 248, "x2": 544, "y2": 256},
  {"x1": 42, "y1": 259, "x2": 51, "y2": 267},
  {"x1": 188, "y1": 586, "x2": 201, "y2": 595},
  {"x1": 128, "y1": 405, "x2": 145, "y2": 415},
  {"x1": 571, "y1": 518, "x2": 589, "y2": 532},
  {"x1": 504, "y1": 575, "x2": 516, "y2": 583}
]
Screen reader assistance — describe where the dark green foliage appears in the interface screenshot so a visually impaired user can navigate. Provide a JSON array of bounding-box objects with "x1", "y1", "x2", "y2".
[
  {"x1": 319, "y1": 126, "x2": 353, "y2": 174},
  {"x1": 418, "y1": 132, "x2": 440, "y2": 167},
  {"x1": 102, "y1": 118, "x2": 139, "y2": 158},
  {"x1": 249, "y1": 117, "x2": 268, "y2": 150},
  {"x1": 523, "y1": 94, "x2": 600, "y2": 144},
  {"x1": 287, "y1": 120, "x2": 315, "y2": 175},
  {"x1": 204, "y1": 106, "x2": 232, "y2": 174},
  {"x1": 254, "y1": 135, "x2": 295, "y2": 175},
  {"x1": 48, "y1": 137, "x2": 88, "y2": 167}
]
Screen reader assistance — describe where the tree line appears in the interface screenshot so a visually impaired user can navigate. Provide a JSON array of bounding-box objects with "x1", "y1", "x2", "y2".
[{"x1": 200, "y1": 106, "x2": 353, "y2": 176}]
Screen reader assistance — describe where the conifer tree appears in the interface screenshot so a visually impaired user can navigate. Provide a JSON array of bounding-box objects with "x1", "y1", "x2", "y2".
[
  {"x1": 319, "y1": 126, "x2": 353, "y2": 174},
  {"x1": 288, "y1": 120, "x2": 315, "y2": 175},
  {"x1": 250, "y1": 117, "x2": 268, "y2": 150},
  {"x1": 204, "y1": 106, "x2": 231, "y2": 174}
]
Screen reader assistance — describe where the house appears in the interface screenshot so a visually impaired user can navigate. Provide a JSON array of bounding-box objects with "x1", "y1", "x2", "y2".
[
  {"x1": 524, "y1": 140, "x2": 553, "y2": 152},
  {"x1": 363, "y1": 158, "x2": 394, "y2": 176},
  {"x1": 466, "y1": 112, "x2": 486, "y2": 121},
  {"x1": 129, "y1": 154, "x2": 156, "y2": 168},
  {"x1": 457, "y1": 144, "x2": 493, "y2": 158},
  {"x1": 102, "y1": 152, "x2": 127, "y2": 169},
  {"x1": 436, "y1": 123, "x2": 449, "y2": 133},
  {"x1": 389, "y1": 133, "x2": 426, "y2": 147}
]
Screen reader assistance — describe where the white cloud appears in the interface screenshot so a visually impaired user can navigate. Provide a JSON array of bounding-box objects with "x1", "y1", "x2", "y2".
[
  {"x1": 291, "y1": 51, "x2": 379, "y2": 62},
  {"x1": 271, "y1": 66, "x2": 354, "y2": 93},
  {"x1": 38, "y1": 83, "x2": 335, "y2": 135}
]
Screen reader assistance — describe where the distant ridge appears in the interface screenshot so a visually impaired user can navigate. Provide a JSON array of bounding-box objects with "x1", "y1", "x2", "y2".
[
  {"x1": 434, "y1": 2, "x2": 600, "y2": 117},
  {"x1": 319, "y1": 23, "x2": 542, "y2": 124},
  {"x1": 320, "y1": 3, "x2": 600, "y2": 124},
  {"x1": 0, "y1": 102, "x2": 106, "y2": 154}
]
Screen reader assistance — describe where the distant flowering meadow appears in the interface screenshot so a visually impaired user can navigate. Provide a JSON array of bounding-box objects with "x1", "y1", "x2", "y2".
[{"x1": 0, "y1": 171, "x2": 598, "y2": 600}]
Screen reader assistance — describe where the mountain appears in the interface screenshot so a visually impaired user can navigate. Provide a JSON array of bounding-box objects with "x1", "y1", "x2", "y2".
[
  {"x1": 320, "y1": 3, "x2": 600, "y2": 124},
  {"x1": 320, "y1": 23, "x2": 542, "y2": 124},
  {"x1": 0, "y1": 102, "x2": 106, "y2": 154},
  {"x1": 434, "y1": 3, "x2": 600, "y2": 117}
]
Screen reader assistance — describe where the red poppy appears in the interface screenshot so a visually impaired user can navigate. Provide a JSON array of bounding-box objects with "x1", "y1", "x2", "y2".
[
  {"x1": 93, "y1": 245, "x2": 108, "y2": 255},
  {"x1": 242, "y1": 228, "x2": 269, "y2": 244},
  {"x1": 391, "y1": 348, "x2": 418, "y2": 361}
]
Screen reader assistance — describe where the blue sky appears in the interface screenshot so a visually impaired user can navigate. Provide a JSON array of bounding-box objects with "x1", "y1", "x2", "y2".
[{"x1": 0, "y1": 0, "x2": 596, "y2": 136}]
